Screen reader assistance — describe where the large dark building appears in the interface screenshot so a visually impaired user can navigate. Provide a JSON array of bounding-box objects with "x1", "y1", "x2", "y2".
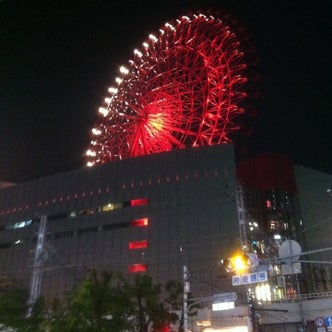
[
  {"x1": 294, "y1": 164, "x2": 332, "y2": 292},
  {"x1": 237, "y1": 153, "x2": 332, "y2": 298},
  {"x1": 0, "y1": 144, "x2": 240, "y2": 303},
  {"x1": 236, "y1": 153, "x2": 308, "y2": 300},
  {"x1": 1, "y1": 144, "x2": 331, "y2": 331}
]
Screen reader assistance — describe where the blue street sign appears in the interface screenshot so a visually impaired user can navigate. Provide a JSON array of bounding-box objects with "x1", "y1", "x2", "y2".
[
  {"x1": 325, "y1": 316, "x2": 332, "y2": 327},
  {"x1": 232, "y1": 276, "x2": 240, "y2": 285},
  {"x1": 232, "y1": 271, "x2": 268, "y2": 286},
  {"x1": 258, "y1": 271, "x2": 268, "y2": 281}
]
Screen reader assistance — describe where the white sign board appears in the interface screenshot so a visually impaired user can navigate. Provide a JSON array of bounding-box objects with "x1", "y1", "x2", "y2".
[
  {"x1": 212, "y1": 301, "x2": 235, "y2": 311},
  {"x1": 317, "y1": 328, "x2": 326, "y2": 332}
]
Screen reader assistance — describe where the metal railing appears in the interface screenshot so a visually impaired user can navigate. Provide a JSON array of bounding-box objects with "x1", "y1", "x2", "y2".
[{"x1": 277, "y1": 290, "x2": 332, "y2": 302}]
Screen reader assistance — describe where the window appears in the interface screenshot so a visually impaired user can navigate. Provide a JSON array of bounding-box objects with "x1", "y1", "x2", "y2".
[
  {"x1": 130, "y1": 218, "x2": 149, "y2": 227},
  {"x1": 101, "y1": 202, "x2": 123, "y2": 212},
  {"x1": 129, "y1": 240, "x2": 148, "y2": 250},
  {"x1": 128, "y1": 264, "x2": 147, "y2": 273},
  {"x1": 55, "y1": 231, "x2": 74, "y2": 239},
  {"x1": 130, "y1": 198, "x2": 148, "y2": 206},
  {"x1": 6, "y1": 219, "x2": 32, "y2": 230},
  {"x1": 77, "y1": 227, "x2": 98, "y2": 235}
]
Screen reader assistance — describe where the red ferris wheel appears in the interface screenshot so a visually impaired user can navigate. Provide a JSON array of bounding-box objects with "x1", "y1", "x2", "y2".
[{"x1": 86, "y1": 12, "x2": 252, "y2": 166}]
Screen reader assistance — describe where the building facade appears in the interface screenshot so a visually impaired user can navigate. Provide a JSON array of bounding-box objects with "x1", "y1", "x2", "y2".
[
  {"x1": 237, "y1": 154, "x2": 332, "y2": 299},
  {"x1": 294, "y1": 165, "x2": 332, "y2": 292},
  {"x1": 0, "y1": 144, "x2": 239, "y2": 303},
  {"x1": 1, "y1": 145, "x2": 331, "y2": 331}
]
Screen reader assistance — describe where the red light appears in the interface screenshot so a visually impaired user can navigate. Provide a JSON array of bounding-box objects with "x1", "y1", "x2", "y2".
[
  {"x1": 128, "y1": 264, "x2": 147, "y2": 273},
  {"x1": 129, "y1": 240, "x2": 148, "y2": 250},
  {"x1": 130, "y1": 198, "x2": 148, "y2": 206},
  {"x1": 130, "y1": 218, "x2": 149, "y2": 227},
  {"x1": 266, "y1": 200, "x2": 271, "y2": 208}
]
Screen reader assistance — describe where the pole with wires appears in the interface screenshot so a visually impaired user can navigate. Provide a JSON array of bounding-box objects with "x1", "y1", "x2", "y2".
[
  {"x1": 27, "y1": 215, "x2": 47, "y2": 317},
  {"x1": 183, "y1": 265, "x2": 190, "y2": 332}
]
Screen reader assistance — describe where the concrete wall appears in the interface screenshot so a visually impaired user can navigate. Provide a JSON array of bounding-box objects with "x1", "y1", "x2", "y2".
[{"x1": 294, "y1": 165, "x2": 332, "y2": 291}]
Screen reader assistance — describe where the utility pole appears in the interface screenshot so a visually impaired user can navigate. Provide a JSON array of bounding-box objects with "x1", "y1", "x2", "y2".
[
  {"x1": 183, "y1": 265, "x2": 190, "y2": 332},
  {"x1": 27, "y1": 215, "x2": 47, "y2": 317},
  {"x1": 236, "y1": 182, "x2": 249, "y2": 250}
]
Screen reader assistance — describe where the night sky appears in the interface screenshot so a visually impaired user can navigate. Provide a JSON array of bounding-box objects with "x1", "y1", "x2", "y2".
[{"x1": 1, "y1": 0, "x2": 331, "y2": 182}]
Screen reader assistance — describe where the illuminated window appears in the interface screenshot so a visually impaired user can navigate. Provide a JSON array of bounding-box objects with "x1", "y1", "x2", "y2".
[
  {"x1": 130, "y1": 218, "x2": 149, "y2": 227},
  {"x1": 255, "y1": 283, "x2": 271, "y2": 302},
  {"x1": 6, "y1": 219, "x2": 32, "y2": 230},
  {"x1": 4, "y1": 197, "x2": 149, "y2": 231},
  {"x1": 78, "y1": 208, "x2": 96, "y2": 215},
  {"x1": 101, "y1": 202, "x2": 123, "y2": 212},
  {"x1": 128, "y1": 264, "x2": 147, "y2": 273},
  {"x1": 130, "y1": 198, "x2": 148, "y2": 206},
  {"x1": 269, "y1": 220, "x2": 278, "y2": 230},
  {"x1": 129, "y1": 240, "x2": 148, "y2": 250}
]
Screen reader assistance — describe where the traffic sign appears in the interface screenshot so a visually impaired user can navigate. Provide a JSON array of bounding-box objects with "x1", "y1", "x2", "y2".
[
  {"x1": 326, "y1": 316, "x2": 332, "y2": 327},
  {"x1": 213, "y1": 292, "x2": 237, "y2": 302},
  {"x1": 315, "y1": 317, "x2": 325, "y2": 327}
]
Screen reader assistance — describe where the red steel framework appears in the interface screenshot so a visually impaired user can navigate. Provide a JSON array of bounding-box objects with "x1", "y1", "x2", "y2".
[{"x1": 86, "y1": 13, "x2": 250, "y2": 166}]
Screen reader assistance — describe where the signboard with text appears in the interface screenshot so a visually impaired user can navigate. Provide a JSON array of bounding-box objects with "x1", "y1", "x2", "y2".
[
  {"x1": 213, "y1": 292, "x2": 237, "y2": 302},
  {"x1": 232, "y1": 271, "x2": 268, "y2": 286},
  {"x1": 326, "y1": 316, "x2": 332, "y2": 328}
]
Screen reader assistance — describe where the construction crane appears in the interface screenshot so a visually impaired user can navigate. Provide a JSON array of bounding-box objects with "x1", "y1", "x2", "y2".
[{"x1": 26, "y1": 214, "x2": 86, "y2": 317}]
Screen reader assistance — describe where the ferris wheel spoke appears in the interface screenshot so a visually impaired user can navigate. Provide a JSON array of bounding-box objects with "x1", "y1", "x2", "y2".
[{"x1": 86, "y1": 12, "x2": 252, "y2": 166}]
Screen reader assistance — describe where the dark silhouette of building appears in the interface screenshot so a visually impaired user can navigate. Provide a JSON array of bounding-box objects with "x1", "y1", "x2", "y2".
[
  {"x1": 1, "y1": 145, "x2": 331, "y2": 310},
  {"x1": 0, "y1": 144, "x2": 239, "y2": 302}
]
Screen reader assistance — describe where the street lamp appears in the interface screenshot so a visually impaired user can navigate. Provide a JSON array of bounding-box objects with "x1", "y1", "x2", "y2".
[{"x1": 221, "y1": 253, "x2": 259, "y2": 273}]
